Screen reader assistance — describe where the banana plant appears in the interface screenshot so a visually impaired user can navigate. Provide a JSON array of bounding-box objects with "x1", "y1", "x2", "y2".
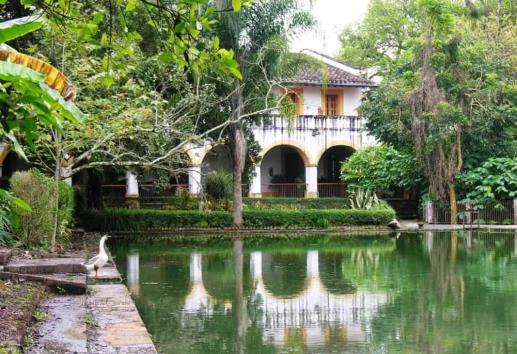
[{"x1": 0, "y1": 15, "x2": 85, "y2": 158}]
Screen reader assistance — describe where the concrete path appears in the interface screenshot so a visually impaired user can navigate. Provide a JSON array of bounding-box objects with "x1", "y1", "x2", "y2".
[
  {"x1": 86, "y1": 262, "x2": 122, "y2": 282},
  {"x1": 29, "y1": 295, "x2": 88, "y2": 353},
  {"x1": 87, "y1": 284, "x2": 157, "y2": 354}
]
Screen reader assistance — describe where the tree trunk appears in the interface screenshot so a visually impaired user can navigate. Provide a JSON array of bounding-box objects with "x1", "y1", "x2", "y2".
[
  {"x1": 231, "y1": 80, "x2": 246, "y2": 226},
  {"x1": 449, "y1": 183, "x2": 458, "y2": 225},
  {"x1": 51, "y1": 145, "x2": 62, "y2": 252}
]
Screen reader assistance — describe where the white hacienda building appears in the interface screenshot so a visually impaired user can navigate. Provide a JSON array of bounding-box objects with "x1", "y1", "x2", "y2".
[
  {"x1": 0, "y1": 50, "x2": 377, "y2": 203},
  {"x1": 184, "y1": 50, "x2": 377, "y2": 200}
]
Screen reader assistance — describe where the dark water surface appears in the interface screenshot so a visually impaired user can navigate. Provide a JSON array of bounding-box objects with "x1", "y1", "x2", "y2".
[{"x1": 111, "y1": 231, "x2": 517, "y2": 354}]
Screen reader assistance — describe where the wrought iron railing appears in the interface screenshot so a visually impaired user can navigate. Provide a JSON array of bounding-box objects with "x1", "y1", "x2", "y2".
[
  {"x1": 424, "y1": 200, "x2": 515, "y2": 225},
  {"x1": 261, "y1": 183, "x2": 307, "y2": 198},
  {"x1": 317, "y1": 183, "x2": 347, "y2": 198}
]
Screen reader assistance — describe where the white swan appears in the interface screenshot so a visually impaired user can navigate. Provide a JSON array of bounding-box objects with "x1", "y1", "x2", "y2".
[{"x1": 83, "y1": 235, "x2": 110, "y2": 277}]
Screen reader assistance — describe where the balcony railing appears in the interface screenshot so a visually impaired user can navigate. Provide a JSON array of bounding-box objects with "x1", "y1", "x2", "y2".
[
  {"x1": 261, "y1": 183, "x2": 307, "y2": 198},
  {"x1": 317, "y1": 183, "x2": 347, "y2": 198},
  {"x1": 256, "y1": 115, "x2": 364, "y2": 132}
]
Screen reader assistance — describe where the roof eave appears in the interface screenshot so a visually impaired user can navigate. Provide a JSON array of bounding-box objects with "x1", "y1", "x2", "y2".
[{"x1": 281, "y1": 80, "x2": 378, "y2": 88}]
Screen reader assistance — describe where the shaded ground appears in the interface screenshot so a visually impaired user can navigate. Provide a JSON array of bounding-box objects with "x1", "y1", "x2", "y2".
[
  {"x1": 0, "y1": 280, "x2": 44, "y2": 353},
  {"x1": 27, "y1": 295, "x2": 87, "y2": 354}
]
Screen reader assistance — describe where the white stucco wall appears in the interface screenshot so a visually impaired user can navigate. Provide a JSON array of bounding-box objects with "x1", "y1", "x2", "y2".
[
  {"x1": 342, "y1": 87, "x2": 362, "y2": 116},
  {"x1": 300, "y1": 86, "x2": 363, "y2": 116},
  {"x1": 301, "y1": 86, "x2": 321, "y2": 115},
  {"x1": 252, "y1": 115, "x2": 377, "y2": 167}
]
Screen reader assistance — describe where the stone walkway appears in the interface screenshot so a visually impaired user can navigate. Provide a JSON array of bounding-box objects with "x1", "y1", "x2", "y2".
[
  {"x1": 87, "y1": 284, "x2": 157, "y2": 353},
  {"x1": 3, "y1": 254, "x2": 157, "y2": 353},
  {"x1": 29, "y1": 295, "x2": 88, "y2": 353}
]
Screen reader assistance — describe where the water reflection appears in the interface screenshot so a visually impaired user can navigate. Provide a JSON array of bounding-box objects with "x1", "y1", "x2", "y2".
[
  {"x1": 127, "y1": 252, "x2": 140, "y2": 296},
  {"x1": 112, "y1": 231, "x2": 517, "y2": 354},
  {"x1": 250, "y1": 250, "x2": 388, "y2": 350}
]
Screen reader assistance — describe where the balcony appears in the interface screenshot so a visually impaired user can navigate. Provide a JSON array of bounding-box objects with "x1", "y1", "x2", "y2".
[{"x1": 255, "y1": 115, "x2": 365, "y2": 133}]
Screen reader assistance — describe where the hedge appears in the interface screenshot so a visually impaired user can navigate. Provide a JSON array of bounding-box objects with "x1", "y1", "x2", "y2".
[
  {"x1": 243, "y1": 197, "x2": 349, "y2": 209},
  {"x1": 82, "y1": 206, "x2": 396, "y2": 231}
]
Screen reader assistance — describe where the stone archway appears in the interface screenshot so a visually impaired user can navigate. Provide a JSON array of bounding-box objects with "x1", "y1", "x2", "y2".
[
  {"x1": 260, "y1": 145, "x2": 308, "y2": 197},
  {"x1": 316, "y1": 145, "x2": 355, "y2": 197}
]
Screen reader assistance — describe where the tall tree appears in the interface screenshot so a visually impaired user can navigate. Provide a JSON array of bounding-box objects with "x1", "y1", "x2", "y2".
[
  {"x1": 214, "y1": 0, "x2": 313, "y2": 225},
  {"x1": 339, "y1": 0, "x2": 516, "y2": 223}
]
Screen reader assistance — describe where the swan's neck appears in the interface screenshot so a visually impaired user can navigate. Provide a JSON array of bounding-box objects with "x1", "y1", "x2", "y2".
[{"x1": 99, "y1": 239, "x2": 107, "y2": 255}]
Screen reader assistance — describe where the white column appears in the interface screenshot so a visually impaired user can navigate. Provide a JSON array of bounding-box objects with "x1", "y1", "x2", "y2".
[
  {"x1": 125, "y1": 171, "x2": 139, "y2": 197},
  {"x1": 425, "y1": 201, "x2": 434, "y2": 223},
  {"x1": 305, "y1": 165, "x2": 318, "y2": 198},
  {"x1": 249, "y1": 165, "x2": 262, "y2": 198},
  {"x1": 188, "y1": 165, "x2": 202, "y2": 195}
]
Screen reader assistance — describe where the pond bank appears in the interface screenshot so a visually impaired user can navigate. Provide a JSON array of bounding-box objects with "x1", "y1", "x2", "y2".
[{"x1": 1, "y1": 238, "x2": 157, "y2": 354}]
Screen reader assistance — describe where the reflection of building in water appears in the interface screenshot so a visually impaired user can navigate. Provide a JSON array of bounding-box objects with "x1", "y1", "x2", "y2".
[
  {"x1": 250, "y1": 251, "x2": 388, "y2": 349},
  {"x1": 175, "y1": 250, "x2": 388, "y2": 351},
  {"x1": 127, "y1": 252, "x2": 140, "y2": 296},
  {"x1": 182, "y1": 253, "x2": 221, "y2": 316}
]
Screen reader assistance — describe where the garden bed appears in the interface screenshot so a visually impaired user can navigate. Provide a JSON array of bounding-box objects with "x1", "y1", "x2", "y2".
[{"x1": 0, "y1": 280, "x2": 44, "y2": 353}]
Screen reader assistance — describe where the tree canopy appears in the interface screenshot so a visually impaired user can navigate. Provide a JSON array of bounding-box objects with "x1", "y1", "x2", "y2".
[{"x1": 339, "y1": 0, "x2": 517, "y2": 220}]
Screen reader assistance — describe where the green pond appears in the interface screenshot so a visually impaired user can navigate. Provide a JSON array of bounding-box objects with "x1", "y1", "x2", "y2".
[{"x1": 111, "y1": 231, "x2": 517, "y2": 354}]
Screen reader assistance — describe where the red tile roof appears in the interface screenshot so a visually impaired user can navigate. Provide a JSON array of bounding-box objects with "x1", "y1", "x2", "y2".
[{"x1": 282, "y1": 53, "x2": 376, "y2": 87}]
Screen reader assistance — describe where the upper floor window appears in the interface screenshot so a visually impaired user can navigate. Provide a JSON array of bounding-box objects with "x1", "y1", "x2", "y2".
[{"x1": 321, "y1": 89, "x2": 343, "y2": 116}]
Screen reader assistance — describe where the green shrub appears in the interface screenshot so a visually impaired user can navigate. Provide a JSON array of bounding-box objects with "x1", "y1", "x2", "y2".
[
  {"x1": 10, "y1": 171, "x2": 56, "y2": 248},
  {"x1": 204, "y1": 171, "x2": 232, "y2": 201},
  {"x1": 83, "y1": 206, "x2": 396, "y2": 231},
  {"x1": 10, "y1": 171, "x2": 75, "y2": 249},
  {"x1": 243, "y1": 197, "x2": 348, "y2": 210},
  {"x1": 167, "y1": 189, "x2": 200, "y2": 210}
]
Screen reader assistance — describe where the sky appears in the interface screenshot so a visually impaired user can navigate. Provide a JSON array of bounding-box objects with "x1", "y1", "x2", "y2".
[{"x1": 290, "y1": 0, "x2": 371, "y2": 56}]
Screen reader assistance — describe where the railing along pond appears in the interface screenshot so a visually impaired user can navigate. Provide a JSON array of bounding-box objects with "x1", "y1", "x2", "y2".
[{"x1": 424, "y1": 200, "x2": 515, "y2": 225}]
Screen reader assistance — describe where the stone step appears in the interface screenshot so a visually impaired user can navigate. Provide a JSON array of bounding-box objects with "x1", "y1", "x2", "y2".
[
  {"x1": 87, "y1": 284, "x2": 157, "y2": 353},
  {"x1": 5, "y1": 257, "x2": 86, "y2": 274},
  {"x1": 0, "y1": 271, "x2": 87, "y2": 294}
]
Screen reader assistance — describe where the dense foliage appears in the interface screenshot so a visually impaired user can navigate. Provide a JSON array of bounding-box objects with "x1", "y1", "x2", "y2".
[
  {"x1": 10, "y1": 171, "x2": 56, "y2": 248},
  {"x1": 83, "y1": 206, "x2": 396, "y2": 231},
  {"x1": 204, "y1": 171, "x2": 233, "y2": 202},
  {"x1": 339, "y1": 0, "x2": 516, "y2": 220},
  {"x1": 9, "y1": 171, "x2": 74, "y2": 249},
  {"x1": 341, "y1": 146, "x2": 422, "y2": 192},
  {"x1": 458, "y1": 157, "x2": 517, "y2": 207}
]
